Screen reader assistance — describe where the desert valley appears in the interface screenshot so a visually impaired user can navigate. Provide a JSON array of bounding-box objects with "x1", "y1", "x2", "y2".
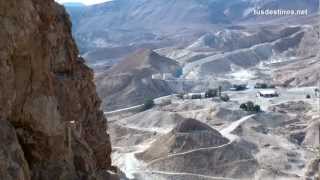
[{"x1": 62, "y1": 0, "x2": 320, "y2": 179}]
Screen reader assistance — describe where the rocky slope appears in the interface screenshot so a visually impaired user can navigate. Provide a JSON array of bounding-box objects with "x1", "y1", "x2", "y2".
[
  {"x1": 273, "y1": 24, "x2": 320, "y2": 87},
  {"x1": 137, "y1": 118, "x2": 229, "y2": 162},
  {"x1": 96, "y1": 49, "x2": 181, "y2": 111},
  {"x1": 0, "y1": 0, "x2": 115, "y2": 179},
  {"x1": 182, "y1": 25, "x2": 308, "y2": 79}
]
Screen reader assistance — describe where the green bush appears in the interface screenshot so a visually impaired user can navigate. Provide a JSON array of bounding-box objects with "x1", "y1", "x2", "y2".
[
  {"x1": 254, "y1": 105, "x2": 261, "y2": 112},
  {"x1": 240, "y1": 101, "x2": 261, "y2": 113},
  {"x1": 240, "y1": 103, "x2": 247, "y2": 110},
  {"x1": 142, "y1": 98, "x2": 155, "y2": 111},
  {"x1": 246, "y1": 101, "x2": 255, "y2": 111}
]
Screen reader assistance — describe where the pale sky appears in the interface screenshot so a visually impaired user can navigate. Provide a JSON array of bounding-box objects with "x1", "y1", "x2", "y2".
[{"x1": 56, "y1": 0, "x2": 111, "y2": 5}]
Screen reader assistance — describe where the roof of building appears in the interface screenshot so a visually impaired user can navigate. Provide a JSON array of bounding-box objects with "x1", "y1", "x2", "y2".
[{"x1": 259, "y1": 90, "x2": 278, "y2": 95}]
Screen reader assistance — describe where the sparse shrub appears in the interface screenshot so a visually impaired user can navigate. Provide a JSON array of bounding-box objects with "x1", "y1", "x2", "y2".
[
  {"x1": 220, "y1": 94, "x2": 230, "y2": 102},
  {"x1": 240, "y1": 103, "x2": 247, "y2": 110},
  {"x1": 177, "y1": 93, "x2": 184, "y2": 99},
  {"x1": 246, "y1": 101, "x2": 255, "y2": 111},
  {"x1": 254, "y1": 105, "x2": 261, "y2": 112},
  {"x1": 142, "y1": 98, "x2": 155, "y2": 111}
]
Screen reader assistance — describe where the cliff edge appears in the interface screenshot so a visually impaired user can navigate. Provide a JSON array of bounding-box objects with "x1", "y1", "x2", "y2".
[{"x1": 0, "y1": 0, "x2": 115, "y2": 179}]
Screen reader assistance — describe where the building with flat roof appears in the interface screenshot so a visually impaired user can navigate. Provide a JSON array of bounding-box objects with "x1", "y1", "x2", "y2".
[{"x1": 257, "y1": 90, "x2": 279, "y2": 98}]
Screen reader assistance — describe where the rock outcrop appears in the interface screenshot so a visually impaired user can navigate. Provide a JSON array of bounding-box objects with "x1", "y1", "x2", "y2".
[{"x1": 0, "y1": 0, "x2": 114, "y2": 179}]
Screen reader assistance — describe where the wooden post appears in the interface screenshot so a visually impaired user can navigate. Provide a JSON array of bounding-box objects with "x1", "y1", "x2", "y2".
[
  {"x1": 68, "y1": 124, "x2": 71, "y2": 154},
  {"x1": 64, "y1": 122, "x2": 72, "y2": 155}
]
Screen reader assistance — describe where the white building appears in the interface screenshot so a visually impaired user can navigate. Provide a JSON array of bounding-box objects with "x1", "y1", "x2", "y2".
[
  {"x1": 152, "y1": 73, "x2": 175, "y2": 80},
  {"x1": 152, "y1": 73, "x2": 163, "y2": 80},
  {"x1": 183, "y1": 93, "x2": 206, "y2": 99},
  {"x1": 257, "y1": 90, "x2": 279, "y2": 98},
  {"x1": 163, "y1": 73, "x2": 175, "y2": 80}
]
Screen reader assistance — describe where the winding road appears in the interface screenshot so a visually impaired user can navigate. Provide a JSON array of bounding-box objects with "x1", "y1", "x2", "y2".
[{"x1": 114, "y1": 114, "x2": 256, "y2": 179}]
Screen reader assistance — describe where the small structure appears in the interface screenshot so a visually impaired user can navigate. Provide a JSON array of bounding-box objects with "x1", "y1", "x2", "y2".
[
  {"x1": 255, "y1": 83, "x2": 275, "y2": 89},
  {"x1": 152, "y1": 73, "x2": 163, "y2": 80},
  {"x1": 151, "y1": 73, "x2": 175, "y2": 80},
  {"x1": 230, "y1": 84, "x2": 247, "y2": 91},
  {"x1": 257, "y1": 90, "x2": 279, "y2": 98},
  {"x1": 163, "y1": 73, "x2": 175, "y2": 80},
  {"x1": 183, "y1": 93, "x2": 206, "y2": 99},
  {"x1": 315, "y1": 88, "x2": 320, "y2": 97}
]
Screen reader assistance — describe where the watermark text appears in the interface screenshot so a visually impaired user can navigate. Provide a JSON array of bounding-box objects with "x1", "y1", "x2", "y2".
[{"x1": 253, "y1": 9, "x2": 308, "y2": 16}]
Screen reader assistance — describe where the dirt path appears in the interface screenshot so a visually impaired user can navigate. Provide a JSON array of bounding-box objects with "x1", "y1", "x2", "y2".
[
  {"x1": 114, "y1": 114, "x2": 256, "y2": 179},
  {"x1": 147, "y1": 114, "x2": 256, "y2": 167},
  {"x1": 220, "y1": 114, "x2": 255, "y2": 141},
  {"x1": 139, "y1": 170, "x2": 237, "y2": 180}
]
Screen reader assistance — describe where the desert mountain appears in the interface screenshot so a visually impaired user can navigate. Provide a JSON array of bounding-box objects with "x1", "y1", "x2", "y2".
[
  {"x1": 182, "y1": 25, "x2": 308, "y2": 78},
  {"x1": 95, "y1": 16, "x2": 320, "y2": 110},
  {"x1": 137, "y1": 118, "x2": 229, "y2": 162},
  {"x1": 66, "y1": 0, "x2": 319, "y2": 63},
  {"x1": 273, "y1": 24, "x2": 320, "y2": 87},
  {"x1": 96, "y1": 49, "x2": 181, "y2": 111},
  {"x1": 137, "y1": 118, "x2": 258, "y2": 179}
]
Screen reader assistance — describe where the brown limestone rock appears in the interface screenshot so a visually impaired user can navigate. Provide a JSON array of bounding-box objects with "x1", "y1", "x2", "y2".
[
  {"x1": 0, "y1": 0, "x2": 114, "y2": 179},
  {"x1": 0, "y1": 119, "x2": 30, "y2": 180}
]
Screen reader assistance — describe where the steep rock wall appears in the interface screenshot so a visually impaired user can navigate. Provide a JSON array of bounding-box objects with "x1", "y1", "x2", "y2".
[{"x1": 0, "y1": 0, "x2": 114, "y2": 179}]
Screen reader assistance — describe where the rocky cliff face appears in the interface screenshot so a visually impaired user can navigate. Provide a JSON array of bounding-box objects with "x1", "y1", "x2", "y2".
[{"x1": 0, "y1": 0, "x2": 114, "y2": 179}]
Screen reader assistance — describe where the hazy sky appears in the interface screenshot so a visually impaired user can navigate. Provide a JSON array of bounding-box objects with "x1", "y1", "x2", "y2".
[{"x1": 56, "y1": 0, "x2": 111, "y2": 5}]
